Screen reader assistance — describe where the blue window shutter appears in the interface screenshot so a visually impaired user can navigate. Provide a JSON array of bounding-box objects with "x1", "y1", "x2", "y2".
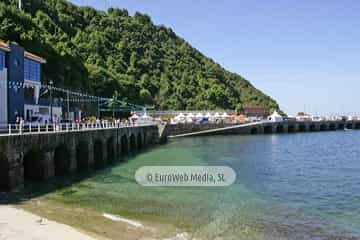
[{"x1": 0, "y1": 51, "x2": 4, "y2": 71}]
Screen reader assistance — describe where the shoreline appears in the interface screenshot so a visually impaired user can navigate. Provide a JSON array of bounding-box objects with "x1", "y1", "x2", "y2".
[
  {"x1": 4, "y1": 198, "x2": 187, "y2": 240},
  {"x1": 0, "y1": 205, "x2": 96, "y2": 240}
]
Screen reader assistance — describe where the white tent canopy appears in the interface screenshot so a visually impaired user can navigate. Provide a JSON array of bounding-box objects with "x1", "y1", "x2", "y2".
[
  {"x1": 213, "y1": 112, "x2": 221, "y2": 118},
  {"x1": 205, "y1": 112, "x2": 212, "y2": 118},
  {"x1": 175, "y1": 113, "x2": 185, "y2": 120},
  {"x1": 195, "y1": 112, "x2": 204, "y2": 119},
  {"x1": 221, "y1": 112, "x2": 229, "y2": 119},
  {"x1": 138, "y1": 112, "x2": 154, "y2": 124},
  {"x1": 140, "y1": 112, "x2": 153, "y2": 120},
  {"x1": 186, "y1": 117, "x2": 193, "y2": 123},
  {"x1": 187, "y1": 113, "x2": 195, "y2": 118},
  {"x1": 268, "y1": 110, "x2": 283, "y2": 122}
]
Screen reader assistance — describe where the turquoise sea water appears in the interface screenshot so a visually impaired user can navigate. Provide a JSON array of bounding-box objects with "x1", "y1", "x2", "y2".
[{"x1": 22, "y1": 131, "x2": 360, "y2": 239}]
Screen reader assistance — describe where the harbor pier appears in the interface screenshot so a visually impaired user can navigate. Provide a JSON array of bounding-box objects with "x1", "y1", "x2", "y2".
[
  {"x1": 2, "y1": 120, "x2": 360, "y2": 190},
  {"x1": 165, "y1": 120, "x2": 360, "y2": 138}
]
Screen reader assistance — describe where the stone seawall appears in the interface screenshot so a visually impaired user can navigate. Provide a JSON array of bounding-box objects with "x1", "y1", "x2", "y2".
[
  {"x1": 0, "y1": 125, "x2": 159, "y2": 191},
  {"x1": 162, "y1": 120, "x2": 360, "y2": 138}
]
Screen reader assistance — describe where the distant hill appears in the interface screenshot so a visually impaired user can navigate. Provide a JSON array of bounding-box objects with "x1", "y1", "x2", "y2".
[{"x1": 0, "y1": 0, "x2": 280, "y2": 111}]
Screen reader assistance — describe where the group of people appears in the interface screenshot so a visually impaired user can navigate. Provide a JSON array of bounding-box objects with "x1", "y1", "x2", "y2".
[
  {"x1": 15, "y1": 116, "x2": 25, "y2": 126},
  {"x1": 83, "y1": 118, "x2": 138, "y2": 128}
]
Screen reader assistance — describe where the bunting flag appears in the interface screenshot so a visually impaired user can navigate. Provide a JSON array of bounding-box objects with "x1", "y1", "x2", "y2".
[
  {"x1": 0, "y1": 80, "x2": 110, "y2": 103},
  {"x1": 0, "y1": 80, "x2": 149, "y2": 109}
]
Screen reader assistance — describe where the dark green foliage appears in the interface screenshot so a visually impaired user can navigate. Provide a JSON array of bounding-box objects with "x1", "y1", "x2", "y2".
[{"x1": 0, "y1": 0, "x2": 280, "y2": 110}]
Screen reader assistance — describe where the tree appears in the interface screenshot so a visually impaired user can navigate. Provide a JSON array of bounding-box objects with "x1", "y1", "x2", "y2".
[
  {"x1": 0, "y1": 0, "x2": 281, "y2": 112},
  {"x1": 139, "y1": 89, "x2": 152, "y2": 104},
  {"x1": 235, "y1": 103, "x2": 243, "y2": 115}
]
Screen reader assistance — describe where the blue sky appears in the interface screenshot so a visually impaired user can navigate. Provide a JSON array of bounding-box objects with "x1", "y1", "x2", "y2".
[{"x1": 70, "y1": 0, "x2": 360, "y2": 115}]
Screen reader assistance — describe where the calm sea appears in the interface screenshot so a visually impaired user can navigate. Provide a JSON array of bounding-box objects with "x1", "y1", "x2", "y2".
[{"x1": 20, "y1": 131, "x2": 360, "y2": 239}]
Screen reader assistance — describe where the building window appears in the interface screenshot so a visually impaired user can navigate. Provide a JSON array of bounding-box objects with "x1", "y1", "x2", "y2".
[
  {"x1": 0, "y1": 51, "x2": 4, "y2": 71},
  {"x1": 24, "y1": 58, "x2": 41, "y2": 81}
]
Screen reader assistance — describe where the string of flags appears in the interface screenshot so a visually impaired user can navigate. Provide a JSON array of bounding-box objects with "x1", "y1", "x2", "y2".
[
  {"x1": 0, "y1": 79, "x2": 151, "y2": 111},
  {"x1": 0, "y1": 80, "x2": 110, "y2": 103},
  {"x1": 57, "y1": 97, "x2": 103, "y2": 103}
]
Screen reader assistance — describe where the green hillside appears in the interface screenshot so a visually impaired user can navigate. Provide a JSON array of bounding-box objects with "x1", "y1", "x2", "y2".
[{"x1": 0, "y1": 0, "x2": 280, "y2": 111}]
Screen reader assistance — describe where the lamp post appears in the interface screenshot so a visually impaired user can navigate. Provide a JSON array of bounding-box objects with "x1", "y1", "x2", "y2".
[
  {"x1": 67, "y1": 90, "x2": 70, "y2": 121},
  {"x1": 97, "y1": 97, "x2": 100, "y2": 120},
  {"x1": 49, "y1": 80, "x2": 53, "y2": 123}
]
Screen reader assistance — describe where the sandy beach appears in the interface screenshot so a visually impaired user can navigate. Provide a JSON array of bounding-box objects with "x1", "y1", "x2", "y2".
[
  {"x1": 0, "y1": 200, "x2": 188, "y2": 240},
  {"x1": 0, "y1": 205, "x2": 95, "y2": 240}
]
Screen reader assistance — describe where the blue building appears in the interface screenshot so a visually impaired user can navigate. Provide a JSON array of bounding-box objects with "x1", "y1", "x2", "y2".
[{"x1": 0, "y1": 41, "x2": 60, "y2": 125}]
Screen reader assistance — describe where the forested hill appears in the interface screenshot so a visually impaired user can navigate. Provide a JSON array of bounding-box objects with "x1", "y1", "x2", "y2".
[{"x1": 0, "y1": 0, "x2": 280, "y2": 111}]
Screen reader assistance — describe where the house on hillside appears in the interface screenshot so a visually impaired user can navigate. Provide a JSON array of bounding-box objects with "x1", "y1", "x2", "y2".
[{"x1": 243, "y1": 106, "x2": 270, "y2": 119}]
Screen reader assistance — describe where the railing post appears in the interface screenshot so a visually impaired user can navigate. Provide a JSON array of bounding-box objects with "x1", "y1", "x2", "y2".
[
  {"x1": 29, "y1": 123, "x2": 32, "y2": 133},
  {"x1": 38, "y1": 124, "x2": 40, "y2": 133},
  {"x1": 8, "y1": 124, "x2": 11, "y2": 135},
  {"x1": 19, "y1": 124, "x2": 22, "y2": 135},
  {"x1": 46, "y1": 124, "x2": 48, "y2": 132}
]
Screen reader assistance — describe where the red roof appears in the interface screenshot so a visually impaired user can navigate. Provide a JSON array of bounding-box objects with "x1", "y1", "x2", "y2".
[
  {"x1": 0, "y1": 41, "x2": 10, "y2": 51},
  {"x1": 243, "y1": 106, "x2": 268, "y2": 109},
  {"x1": 0, "y1": 41, "x2": 46, "y2": 63},
  {"x1": 24, "y1": 51, "x2": 46, "y2": 64}
]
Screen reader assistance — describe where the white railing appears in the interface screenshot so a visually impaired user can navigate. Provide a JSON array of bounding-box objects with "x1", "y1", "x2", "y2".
[{"x1": 0, "y1": 122, "x2": 156, "y2": 136}]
